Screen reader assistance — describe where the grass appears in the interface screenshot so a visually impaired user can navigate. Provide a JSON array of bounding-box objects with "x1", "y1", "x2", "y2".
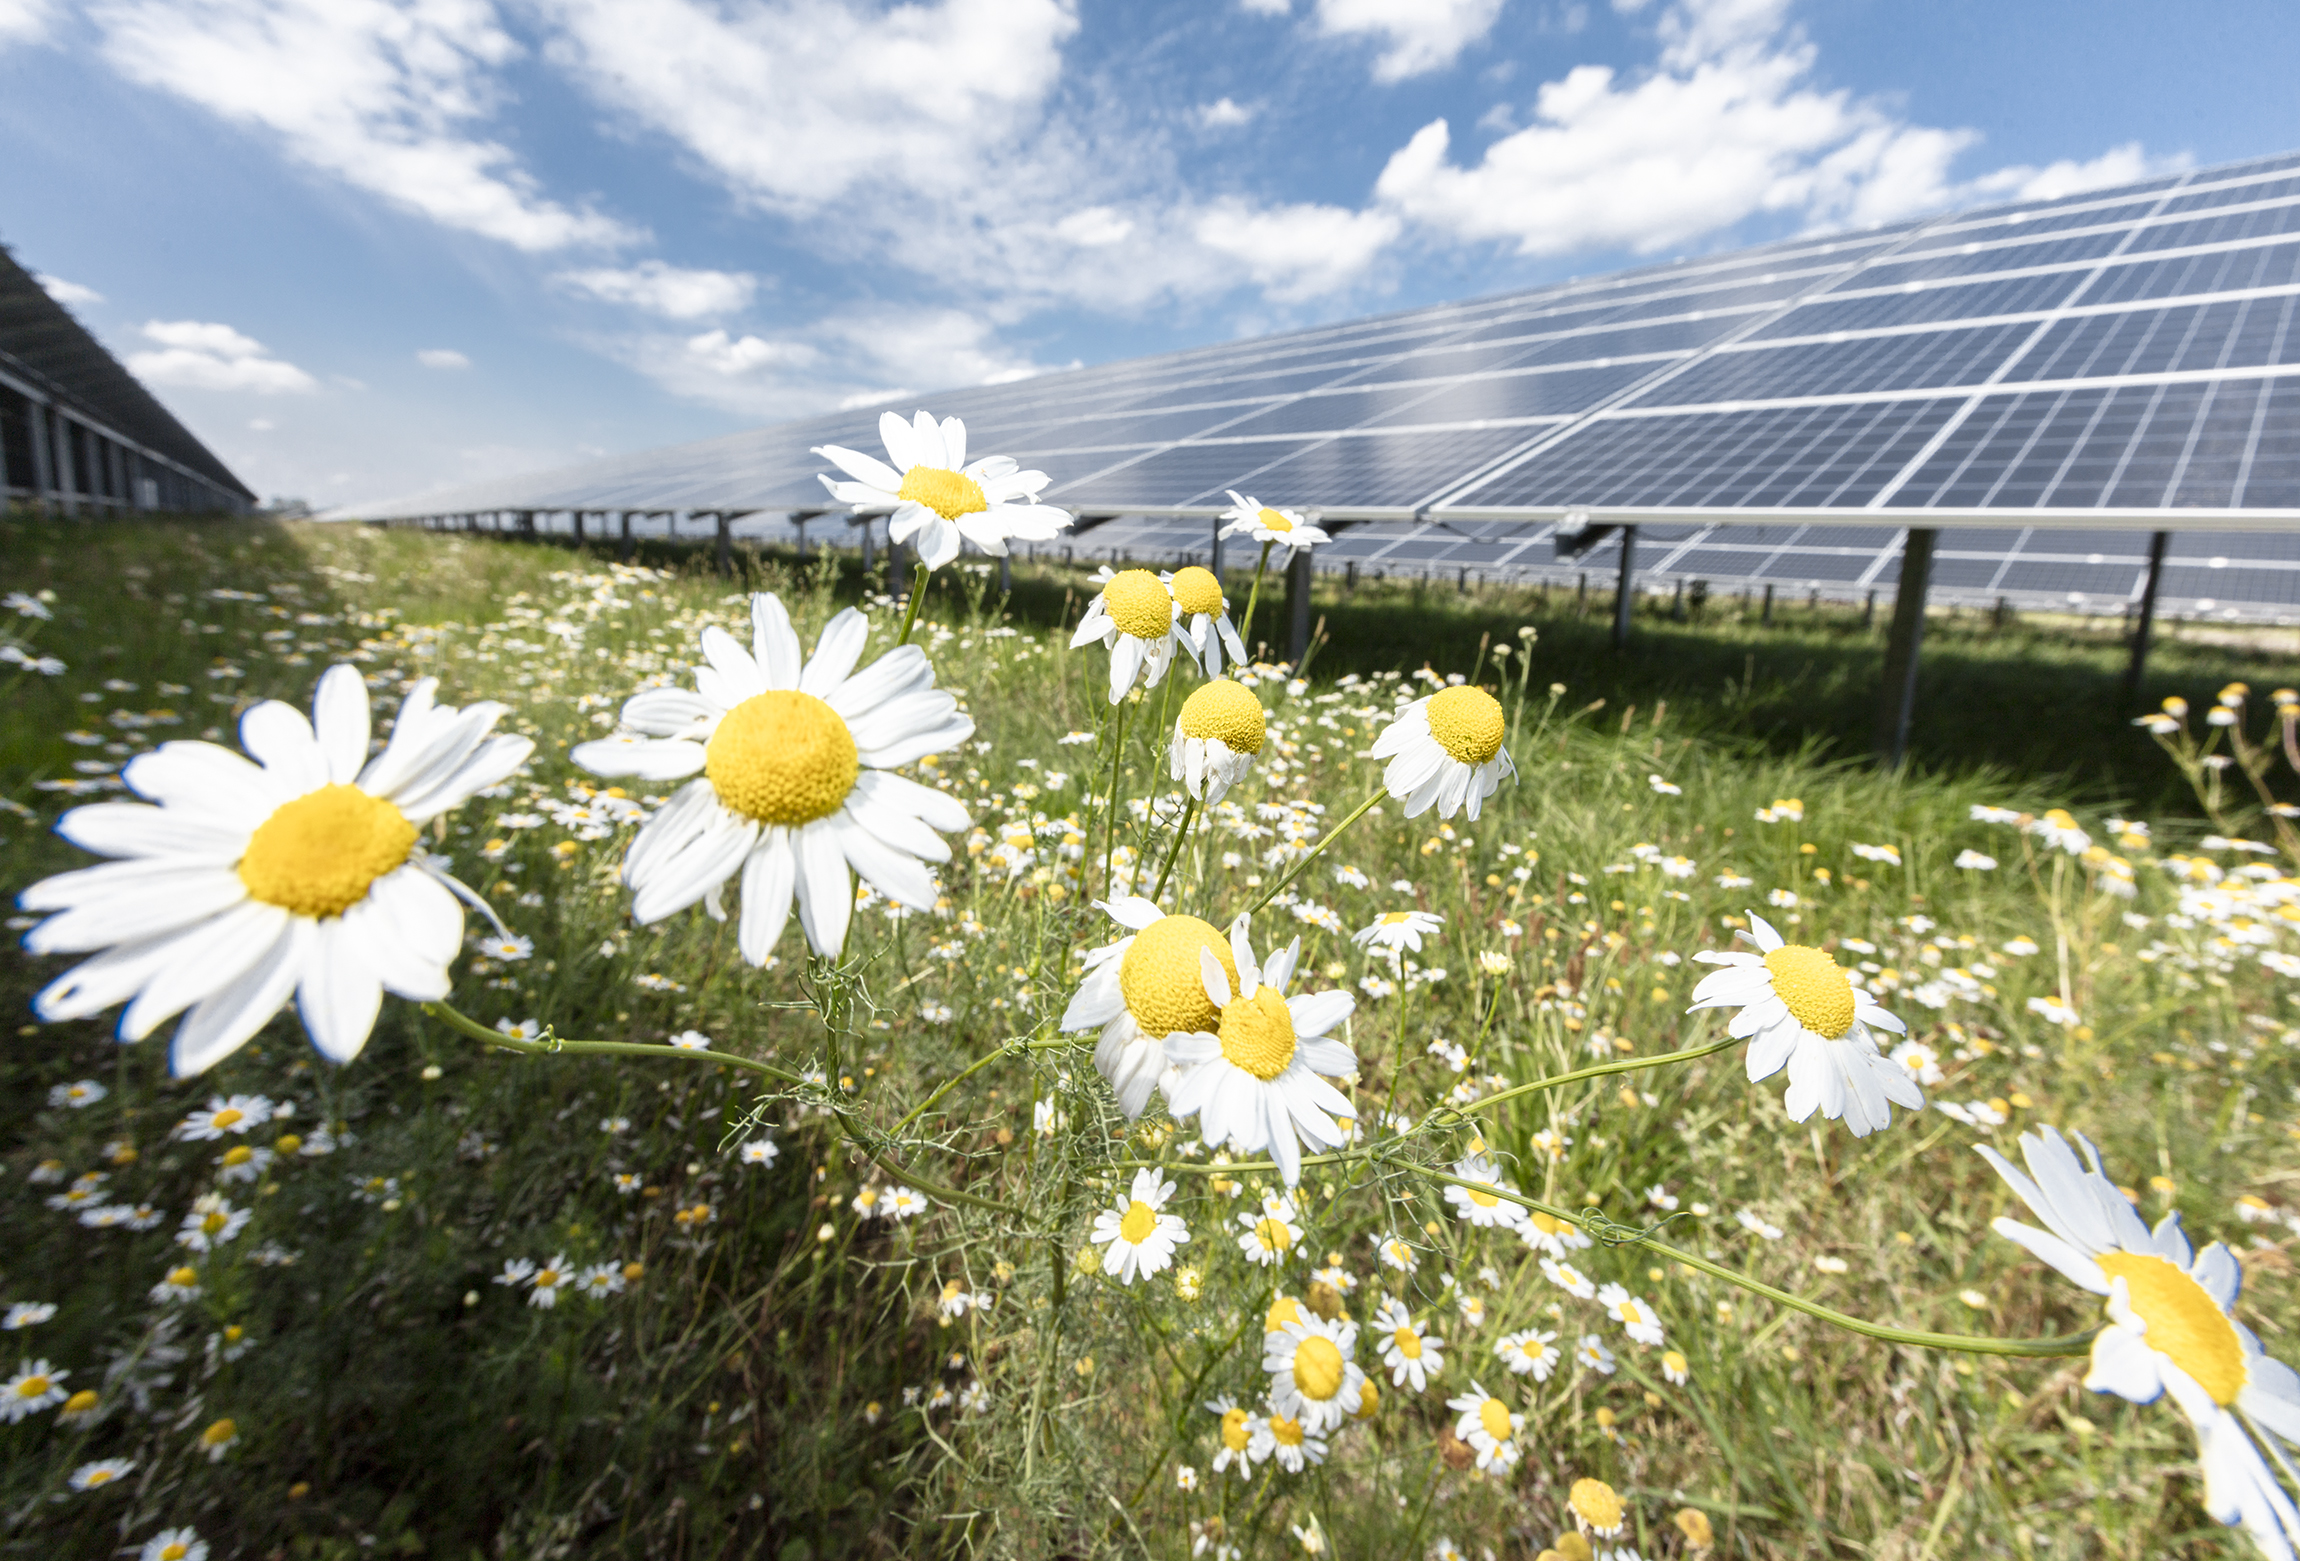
[{"x1": 3, "y1": 510, "x2": 2299, "y2": 1559}]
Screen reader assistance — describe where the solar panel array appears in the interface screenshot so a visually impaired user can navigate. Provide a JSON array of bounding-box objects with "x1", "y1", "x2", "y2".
[{"x1": 353, "y1": 149, "x2": 2300, "y2": 620}]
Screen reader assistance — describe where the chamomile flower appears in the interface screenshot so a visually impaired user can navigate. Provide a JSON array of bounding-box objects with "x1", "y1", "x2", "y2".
[
  {"x1": 1163, "y1": 917, "x2": 1358, "y2": 1186},
  {"x1": 1091, "y1": 1168, "x2": 1190, "y2": 1284},
  {"x1": 1688, "y1": 912, "x2": 1920, "y2": 1136},
  {"x1": 1520, "y1": 1208, "x2": 1594, "y2": 1258},
  {"x1": 1661, "y1": 1350, "x2": 1690, "y2": 1385},
  {"x1": 1446, "y1": 1380, "x2": 1523, "y2": 1472},
  {"x1": 1351, "y1": 909, "x2": 1443, "y2": 955},
  {"x1": 1576, "y1": 1334, "x2": 1617, "y2": 1374},
  {"x1": 1374, "y1": 1297, "x2": 1444, "y2": 1392},
  {"x1": 1542, "y1": 1257, "x2": 1597, "y2": 1299},
  {"x1": 21, "y1": 665, "x2": 530, "y2": 1076},
  {"x1": 1495, "y1": 1327, "x2": 1560, "y2": 1381},
  {"x1": 149, "y1": 1266, "x2": 201, "y2": 1304},
  {"x1": 1981, "y1": 1125, "x2": 2300, "y2": 1557},
  {"x1": 1443, "y1": 1153, "x2": 1528, "y2": 1230},
  {"x1": 1375, "y1": 1234, "x2": 1420, "y2": 1273},
  {"x1": 1219, "y1": 491, "x2": 1330, "y2": 553},
  {"x1": 1239, "y1": 1203, "x2": 1305, "y2": 1266},
  {"x1": 3, "y1": 1303, "x2": 56, "y2": 1330},
  {"x1": 139, "y1": 1529, "x2": 208, "y2": 1561},
  {"x1": 176, "y1": 1095, "x2": 272, "y2": 1141},
  {"x1": 174, "y1": 1197, "x2": 249, "y2": 1253},
  {"x1": 1570, "y1": 1477, "x2": 1628, "y2": 1538},
  {"x1": 1171, "y1": 681, "x2": 1265, "y2": 803},
  {"x1": 526, "y1": 1255, "x2": 570, "y2": 1309},
  {"x1": 576, "y1": 1262, "x2": 625, "y2": 1300},
  {"x1": 1263, "y1": 1315, "x2": 1365, "y2": 1432},
  {"x1": 47, "y1": 1079, "x2": 105, "y2": 1109},
  {"x1": 1250, "y1": 1405, "x2": 1327, "y2": 1472},
  {"x1": 883, "y1": 1186, "x2": 929, "y2": 1220},
  {"x1": 1163, "y1": 566, "x2": 1247, "y2": 677},
  {"x1": 3, "y1": 1359, "x2": 67, "y2": 1421},
  {"x1": 1071, "y1": 568, "x2": 1184, "y2": 703},
  {"x1": 1598, "y1": 1284, "x2": 1665, "y2": 1347},
  {"x1": 739, "y1": 1138, "x2": 780, "y2": 1167},
  {"x1": 1368, "y1": 687, "x2": 1516, "y2": 821},
  {"x1": 1889, "y1": 1039, "x2": 1945, "y2": 1087},
  {"x1": 69, "y1": 1457, "x2": 134, "y2": 1492},
  {"x1": 572, "y1": 593, "x2": 972, "y2": 961},
  {"x1": 813, "y1": 410, "x2": 1071, "y2": 570},
  {"x1": 1206, "y1": 1395, "x2": 1258, "y2": 1477},
  {"x1": 1061, "y1": 896, "x2": 1239, "y2": 1118}
]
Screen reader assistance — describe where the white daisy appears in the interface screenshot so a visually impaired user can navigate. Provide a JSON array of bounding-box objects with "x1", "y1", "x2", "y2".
[
  {"x1": 1059, "y1": 896, "x2": 1238, "y2": 1119},
  {"x1": 572, "y1": 593, "x2": 972, "y2": 962},
  {"x1": 1375, "y1": 1234, "x2": 1420, "y2": 1274},
  {"x1": 575, "y1": 1262, "x2": 625, "y2": 1299},
  {"x1": 1542, "y1": 1257, "x2": 1597, "y2": 1299},
  {"x1": 527, "y1": 1254, "x2": 570, "y2": 1309},
  {"x1": 883, "y1": 1186, "x2": 929, "y2": 1220},
  {"x1": 68, "y1": 1456, "x2": 135, "y2": 1492},
  {"x1": 1069, "y1": 568, "x2": 1183, "y2": 704},
  {"x1": 1163, "y1": 917, "x2": 1358, "y2": 1186},
  {"x1": 1170, "y1": 680, "x2": 1265, "y2": 804},
  {"x1": 1598, "y1": 1284, "x2": 1665, "y2": 1347},
  {"x1": 2, "y1": 1359, "x2": 67, "y2": 1421},
  {"x1": 739, "y1": 1138, "x2": 779, "y2": 1167},
  {"x1": 1445, "y1": 1380, "x2": 1523, "y2": 1472},
  {"x1": 150, "y1": 1265, "x2": 202, "y2": 1303},
  {"x1": 1091, "y1": 1168, "x2": 1190, "y2": 1284},
  {"x1": 139, "y1": 1529, "x2": 208, "y2": 1561},
  {"x1": 1263, "y1": 1314, "x2": 1365, "y2": 1432},
  {"x1": 21, "y1": 665, "x2": 530, "y2": 1076},
  {"x1": 1162, "y1": 566, "x2": 1247, "y2": 677},
  {"x1": 1520, "y1": 1208, "x2": 1594, "y2": 1259},
  {"x1": 1443, "y1": 1153, "x2": 1528, "y2": 1231},
  {"x1": 1576, "y1": 1333, "x2": 1617, "y2": 1374},
  {"x1": 175, "y1": 1094, "x2": 273, "y2": 1141},
  {"x1": 1206, "y1": 1395, "x2": 1258, "y2": 1478},
  {"x1": 813, "y1": 410, "x2": 1071, "y2": 570},
  {"x1": 1249, "y1": 1404, "x2": 1328, "y2": 1472},
  {"x1": 1367, "y1": 687, "x2": 1516, "y2": 821},
  {"x1": 667, "y1": 1029, "x2": 712, "y2": 1050},
  {"x1": 47, "y1": 1079, "x2": 105, "y2": 1109},
  {"x1": 1494, "y1": 1327, "x2": 1559, "y2": 1381},
  {"x1": 1982, "y1": 1125, "x2": 2300, "y2": 1557},
  {"x1": 1219, "y1": 491, "x2": 1330, "y2": 553},
  {"x1": 174, "y1": 1197, "x2": 249, "y2": 1253},
  {"x1": 1237, "y1": 1203, "x2": 1304, "y2": 1266},
  {"x1": 1661, "y1": 1349, "x2": 1690, "y2": 1385},
  {"x1": 2, "y1": 1303, "x2": 56, "y2": 1330},
  {"x1": 1570, "y1": 1477, "x2": 1628, "y2": 1538},
  {"x1": 1687, "y1": 912, "x2": 1921, "y2": 1136},
  {"x1": 1374, "y1": 1297, "x2": 1444, "y2": 1392},
  {"x1": 1889, "y1": 1039, "x2": 1945, "y2": 1087},
  {"x1": 1352, "y1": 909, "x2": 1442, "y2": 955}
]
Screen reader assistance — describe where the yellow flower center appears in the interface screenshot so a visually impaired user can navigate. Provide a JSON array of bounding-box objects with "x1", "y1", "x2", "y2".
[
  {"x1": 201, "y1": 1212, "x2": 228, "y2": 1237},
  {"x1": 1392, "y1": 1326, "x2": 1422, "y2": 1360},
  {"x1": 84, "y1": 1467, "x2": 114, "y2": 1485},
  {"x1": 537, "y1": 1269, "x2": 559, "y2": 1287},
  {"x1": 1570, "y1": 1477, "x2": 1624, "y2": 1531},
  {"x1": 163, "y1": 1546, "x2": 189, "y2": 1561},
  {"x1": 222, "y1": 1146, "x2": 253, "y2": 1167},
  {"x1": 1663, "y1": 1350, "x2": 1687, "y2": 1375},
  {"x1": 1293, "y1": 1335, "x2": 1345, "y2": 1400},
  {"x1": 1761, "y1": 945, "x2": 1857, "y2": 1039},
  {"x1": 1218, "y1": 986, "x2": 1297, "y2": 1080},
  {"x1": 1425, "y1": 686, "x2": 1505, "y2": 766},
  {"x1": 704, "y1": 691, "x2": 859, "y2": 826},
  {"x1": 238, "y1": 783, "x2": 416, "y2": 919},
  {"x1": 1254, "y1": 1217, "x2": 1295, "y2": 1253},
  {"x1": 1179, "y1": 680, "x2": 1265, "y2": 755},
  {"x1": 1269, "y1": 1412, "x2": 1305, "y2": 1447},
  {"x1": 167, "y1": 1267, "x2": 197, "y2": 1287},
  {"x1": 1267, "y1": 1296, "x2": 1303, "y2": 1333},
  {"x1": 1170, "y1": 566, "x2": 1225, "y2": 618},
  {"x1": 2097, "y1": 1251, "x2": 2248, "y2": 1404},
  {"x1": 202, "y1": 1418, "x2": 236, "y2": 1446},
  {"x1": 212, "y1": 1108, "x2": 244, "y2": 1131},
  {"x1": 1354, "y1": 1378, "x2": 1379, "y2": 1418},
  {"x1": 1620, "y1": 1301, "x2": 1645, "y2": 1324},
  {"x1": 1378, "y1": 911, "x2": 1415, "y2": 925},
  {"x1": 1468, "y1": 1186, "x2": 1499, "y2": 1208},
  {"x1": 1118, "y1": 1200, "x2": 1158, "y2": 1244},
  {"x1": 275, "y1": 1135, "x2": 302, "y2": 1154},
  {"x1": 1478, "y1": 1398, "x2": 1513, "y2": 1441},
  {"x1": 1529, "y1": 1212, "x2": 1572, "y2": 1239},
  {"x1": 1221, "y1": 1406, "x2": 1251, "y2": 1450},
  {"x1": 895, "y1": 464, "x2": 988, "y2": 522},
  {"x1": 1518, "y1": 1339, "x2": 1547, "y2": 1361},
  {"x1": 16, "y1": 1376, "x2": 48, "y2": 1399},
  {"x1": 63, "y1": 1389, "x2": 97, "y2": 1414},
  {"x1": 1102, "y1": 569, "x2": 1174, "y2": 639},
  {"x1": 1256, "y1": 506, "x2": 1293, "y2": 533},
  {"x1": 1118, "y1": 915, "x2": 1237, "y2": 1038}
]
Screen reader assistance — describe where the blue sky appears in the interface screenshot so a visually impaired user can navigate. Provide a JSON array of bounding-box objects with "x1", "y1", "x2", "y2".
[{"x1": 3, "y1": 0, "x2": 2297, "y2": 507}]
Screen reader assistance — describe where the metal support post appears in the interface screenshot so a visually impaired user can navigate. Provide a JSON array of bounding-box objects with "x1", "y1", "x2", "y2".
[
  {"x1": 2123, "y1": 530, "x2": 2171, "y2": 708},
  {"x1": 997, "y1": 552, "x2": 1012, "y2": 593},
  {"x1": 1863, "y1": 590, "x2": 1876, "y2": 630},
  {"x1": 1761, "y1": 583, "x2": 1774, "y2": 624},
  {"x1": 1284, "y1": 546, "x2": 1313, "y2": 666},
  {"x1": 1210, "y1": 514, "x2": 1223, "y2": 578},
  {"x1": 715, "y1": 511, "x2": 733, "y2": 576},
  {"x1": 1874, "y1": 528, "x2": 1938, "y2": 767},
  {"x1": 859, "y1": 518, "x2": 876, "y2": 573},
  {"x1": 890, "y1": 536, "x2": 911, "y2": 598},
  {"x1": 26, "y1": 400, "x2": 53, "y2": 507},
  {"x1": 1610, "y1": 526, "x2": 1637, "y2": 651},
  {"x1": 571, "y1": 510, "x2": 585, "y2": 545},
  {"x1": 618, "y1": 511, "x2": 634, "y2": 561}
]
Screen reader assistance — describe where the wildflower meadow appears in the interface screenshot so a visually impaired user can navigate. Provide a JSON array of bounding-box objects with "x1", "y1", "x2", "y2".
[{"x1": 8, "y1": 436, "x2": 2300, "y2": 1560}]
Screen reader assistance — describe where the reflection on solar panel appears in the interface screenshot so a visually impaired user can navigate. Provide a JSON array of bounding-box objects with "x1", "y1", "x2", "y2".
[{"x1": 349, "y1": 149, "x2": 2300, "y2": 622}]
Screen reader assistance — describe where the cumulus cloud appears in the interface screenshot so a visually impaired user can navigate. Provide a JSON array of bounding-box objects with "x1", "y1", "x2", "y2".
[
  {"x1": 554, "y1": 260, "x2": 758, "y2": 319},
  {"x1": 681, "y1": 328, "x2": 814, "y2": 378},
  {"x1": 127, "y1": 319, "x2": 318, "y2": 393},
  {"x1": 1194, "y1": 200, "x2": 1401, "y2": 303},
  {"x1": 0, "y1": 0, "x2": 56, "y2": 44},
  {"x1": 1313, "y1": 0, "x2": 1507, "y2": 81},
  {"x1": 1196, "y1": 97, "x2": 1254, "y2": 129},
  {"x1": 89, "y1": 0, "x2": 634, "y2": 251},
  {"x1": 35, "y1": 273, "x2": 101, "y2": 306},
  {"x1": 416, "y1": 348, "x2": 470, "y2": 369}
]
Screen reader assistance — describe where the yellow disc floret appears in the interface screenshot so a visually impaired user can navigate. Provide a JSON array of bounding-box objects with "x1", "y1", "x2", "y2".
[
  {"x1": 1393, "y1": 1326, "x2": 1423, "y2": 1359},
  {"x1": 1269, "y1": 1412, "x2": 1305, "y2": 1447},
  {"x1": 1179, "y1": 680, "x2": 1266, "y2": 755},
  {"x1": 1218, "y1": 986, "x2": 1297, "y2": 1080},
  {"x1": 2097, "y1": 1251, "x2": 2248, "y2": 1404},
  {"x1": 238, "y1": 783, "x2": 418, "y2": 919},
  {"x1": 1102, "y1": 569, "x2": 1174, "y2": 639},
  {"x1": 1220, "y1": 1405, "x2": 1251, "y2": 1451},
  {"x1": 1118, "y1": 915, "x2": 1237, "y2": 1037},
  {"x1": 704, "y1": 691, "x2": 859, "y2": 826},
  {"x1": 1170, "y1": 565, "x2": 1226, "y2": 618},
  {"x1": 1425, "y1": 686, "x2": 1506, "y2": 766},
  {"x1": 1478, "y1": 1397, "x2": 1514, "y2": 1441},
  {"x1": 1292, "y1": 1335, "x2": 1345, "y2": 1400},
  {"x1": 1569, "y1": 1477, "x2": 1625, "y2": 1533},
  {"x1": 1257, "y1": 506, "x2": 1294, "y2": 533},
  {"x1": 1761, "y1": 945, "x2": 1857, "y2": 1039},
  {"x1": 1267, "y1": 1295, "x2": 1303, "y2": 1333},
  {"x1": 895, "y1": 464, "x2": 988, "y2": 522},
  {"x1": 1118, "y1": 1200, "x2": 1158, "y2": 1244}
]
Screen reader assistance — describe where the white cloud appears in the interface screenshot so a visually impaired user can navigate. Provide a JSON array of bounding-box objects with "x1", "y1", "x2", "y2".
[
  {"x1": 553, "y1": 260, "x2": 758, "y2": 319},
  {"x1": 35, "y1": 273, "x2": 101, "y2": 306},
  {"x1": 1313, "y1": 0, "x2": 1506, "y2": 82},
  {"x1": 1238, "y1": 0, "x2": 1290, "y2": 15},
  {"x1": 1969, "y1": 142, "x2": 2185, "y2": 205},
  {"x1": 0, "y1": 0, "x2": 56, "y2": 44},
  {"x1": 1053, "y1": 207, "x2": 1134, "y2": 248},
  {"x1": 89, "y1": 0, "x2": 634, "y2": 252},
  {"x1": 682, "y1": 328, "x2": 814, "y2": 379},
  {"x1": 416, "y1": 348, "x2": 470, "y2": 369},
  {"x1": 1194, "y1": 200, "x2": 1401, "y2": 303},
  {"x1": 127, "y1": 318, "x2": 318, "y2": 393},
  {"x1": 250, "y1": 417, "x2": 276, "y2": 430},
  {"x1": 1197, "y1": 96, "x2": 1254, "y2": 129}
]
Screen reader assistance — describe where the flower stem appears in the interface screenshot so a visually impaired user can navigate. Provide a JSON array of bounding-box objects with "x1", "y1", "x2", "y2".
[
  {"x1": 1152, "y1": 793, "x2": 1200, "y2": 904},
  {"x1": 1247, "y1": 786, "x2": 1385, "y2": 917},
  {"x1": 894, "y1": 564, "x2": 933, "y2": 647},
  {"x1": 1101, "y1": 696, "x2": 1133, "y2": 894},
  {"x1": 1237, "y1": 540, "x2": 1273, "y2": 654}
]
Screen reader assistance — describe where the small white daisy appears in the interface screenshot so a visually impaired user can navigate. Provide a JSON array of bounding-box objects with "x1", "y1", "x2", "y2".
[
  {"x1": 1091, "y1": 1168, "x2": 1190, "y2": 1284},
  {"x1": 1661, "y1": 1349, "x2": 1690, "y2": 1385},
  {"x1": 174, "y1": 1196, "x2": 249, "y2": 1253},
  {"x1": 68, "y1": 1456, "x2": 135, "y2": 1492},
  {"x1": 1576, "y1": 1333, "x2": 1617, "y2": 1374},
  {"x1": 2, "y1": 1358, "x2": 67, "y2": 1421},
  {"x1": 813, "y1": 410, "x2": 1071, "y2": 570},
  {"x1": 47, "y1": 1079, "x2": 106, "y2": 1109},
  {"x1": 1170, "y1": 680, "x2": 1265, "y2": 804},
  {"x1": 1162, "y1": 566, "x2": 1247, "y2": 677},
  {"x1": 1070, "y1": 568, "x2": 1183, "y2": 703},
  {"x1": 1443, "y1": 1153, "x2": 1528, "y2": 1230},
  {"x1": 1060, "y1": 896, "x2": 1238, "y2": 1119},
  {"x1": 1542, "y1": 1257, "x2": 1597, "y2": 1299},
  {"x1": 1598, "y1": 1283, "x2": 1665, "y2": 1347},
  {"x1": 1238, "y1": 1204, "x2": 1304, "y2": 1266},
  {"x1": 1206, "y1": 1395, "x2": 1259, "y2": 1478},
  {"x1": 1445, "y1": 1380, "x2": 1522, "y2": 1472},
  {"x1": 1352, "y1": 909, "x2": 1443, "y2": 955},
  {"x1": 526, "y1": 1255, "x2": 570, "y2": 1309},
  {"x1": 175, "y1": 1095, "x2": 273, "y2": 1141},
  {"x1": 1494, "y1": 1327, "x2": 1559, "y2": 1381},
  {"x1": 1263, "y1": 1314, "x2": 1365, "y2": 1433},
  {"x1": 1219, "y1": 490, "x2": 1330, "y2": 553},
  {"x1": 1368, "y1": 686, "x2": 1516, "y2": 821},
  {"x1": 576, "y1": 1261, "x2": 625, "y2": 1299},
  {"x1": 1250, "y1": 1404, "x2": 1328, "y2": 1472},
  {"x1": 1373, "y1": 1297, "x2": 1444, "y2": 1392},
  {"x1": 139, "y1": 1528, "x2": 208, "y2": 1561},
  {"x1": 1375, "y1": 1234, "x2": 1420, "y2": 1274},
  {"x1": 3, "y1": 1303, "x2": 57, "y2": 1330},
  {"x1": 739, "y1": 1137, "x2": 780, "y2": 1167},
  {"x1": 667, "y1": 1029, "x2": 712, "y2": 1050},
  {"x1": 1520, "y1": 1208, "x2": 1594, "y2": 1258}
]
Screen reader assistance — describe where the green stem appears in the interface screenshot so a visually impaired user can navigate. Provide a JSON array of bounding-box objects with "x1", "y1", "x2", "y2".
[
  {"x1": 1247, "y1": 786, "x2": 1385, "y2": 917},
  {"x1": 1101, "y1": 696, "x2": 1133, "y2": 894},
  {"x1": 894, "y1": 563, "x2": 933, "y2": 646},
  {"x1": 1237, "y1": 540, "x2": 1273, "y2": 655},
  {"x1": 1152, "y1": 793, "x2": 1200, "y2": 905},
  {"x1": 1449, "y1": 1033, "x2": 1739, "y2": 1121}
]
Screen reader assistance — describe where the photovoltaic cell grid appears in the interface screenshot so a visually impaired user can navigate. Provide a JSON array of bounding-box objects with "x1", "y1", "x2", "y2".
[{"x1": 348, "y1": 148, "x2": 2300, "y2": 621}]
